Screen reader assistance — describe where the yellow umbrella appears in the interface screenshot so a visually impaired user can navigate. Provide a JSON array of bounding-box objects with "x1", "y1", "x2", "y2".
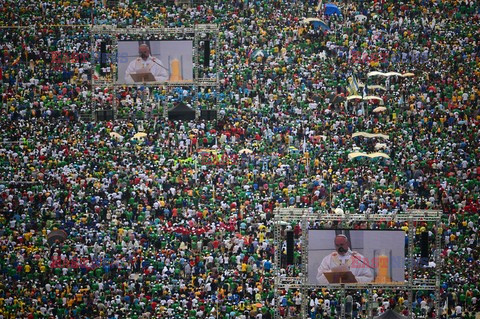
[
  {"x1": 109, "y1": 132, "x2": 123, "y2": 140},
  {"x1": 132, "y1": 132, "x2": 147, "y2": 139},
  {"x1": 239, "y1": 148, "x2": 253, "y2": 154}
]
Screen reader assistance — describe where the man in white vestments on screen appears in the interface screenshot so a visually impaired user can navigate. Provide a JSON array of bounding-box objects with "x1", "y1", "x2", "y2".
[
  {"x1": 316, "y1": 234, "x2": 374, "y2": 284},
  {"x1": 125, "y1": 44, "x2": 168, "y2": 83}
]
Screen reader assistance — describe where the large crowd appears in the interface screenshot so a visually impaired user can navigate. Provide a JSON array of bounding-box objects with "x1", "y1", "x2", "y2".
[{"x1": 0, "y1": 0, "x2": 479, "y2": 318}]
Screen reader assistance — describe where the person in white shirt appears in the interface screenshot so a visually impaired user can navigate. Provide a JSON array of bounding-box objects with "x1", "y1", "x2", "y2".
[
  {"x1": 316, "y1": 234, "x2": 374, "y2": 284},
  {"x1": 125, "y1": 44, "x2": 168, "y2": 83}
]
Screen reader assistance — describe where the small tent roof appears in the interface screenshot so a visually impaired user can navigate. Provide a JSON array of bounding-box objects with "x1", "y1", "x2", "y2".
[
  {"x1": 168, "y1": 103, "x2": 196, "y2": 121},
  {"x1": 374, "y1": 310, "x2": 407, "y2": 319}
]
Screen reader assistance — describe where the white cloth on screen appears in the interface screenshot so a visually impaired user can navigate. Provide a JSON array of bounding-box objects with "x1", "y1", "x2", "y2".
[
  {"x1": 125, "y1": 56, "x2": 168, "y2": 83},
  {"x1": 316, "y1": 249, "x2": 374, "y2": 284}
]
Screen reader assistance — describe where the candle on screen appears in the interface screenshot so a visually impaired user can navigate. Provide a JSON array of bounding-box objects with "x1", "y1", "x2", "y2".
[
  {"x1": 169, "y1": 58, "x2": 182, "y2": 81},
  {"x1": 376, "y1": 254, "x2": 391, "y2": 283}
]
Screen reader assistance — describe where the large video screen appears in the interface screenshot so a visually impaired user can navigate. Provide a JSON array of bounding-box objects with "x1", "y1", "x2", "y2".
[
  {"x1": 307, "y1": 230, "x2": 405, "y2": 285},
  {"x1": 117, "y1": 41, "x2": 193, "y2": 84}
]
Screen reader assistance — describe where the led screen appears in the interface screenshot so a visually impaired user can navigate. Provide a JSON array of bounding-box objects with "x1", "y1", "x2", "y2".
[
  {"x1": 117, "y1": 40, "x2": 193, "y2": 84},
  {"x1": 307, "y1": 230, "x2": 405, "y2": 285}
]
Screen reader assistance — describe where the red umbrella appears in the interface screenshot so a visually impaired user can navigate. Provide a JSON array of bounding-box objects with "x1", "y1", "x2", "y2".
[{"x1": 47, "y1": 229, "x2": 67, "y2": 245}]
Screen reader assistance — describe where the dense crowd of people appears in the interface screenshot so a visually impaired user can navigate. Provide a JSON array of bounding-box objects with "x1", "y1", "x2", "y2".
[{"x1": 0, "y1": 0, "x2": 479, "y2": 318}]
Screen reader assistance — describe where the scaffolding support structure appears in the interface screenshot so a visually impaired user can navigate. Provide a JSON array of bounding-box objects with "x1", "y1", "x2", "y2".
[
  {"x1": 408, "y1": 215, "x2": 415, "y2": 318},
  {"x1": 273, "y1": 208, "x2": 442, "y2": 319},
  {"x1": 273, "y1": 208, "x2": 316, "y2": 319},
  {"x1": 434, "y1": 217, "x2": 443, "y2": 318}
]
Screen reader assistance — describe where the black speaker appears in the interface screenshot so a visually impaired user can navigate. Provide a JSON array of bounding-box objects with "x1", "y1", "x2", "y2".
[
  {"x1": 200, "y1": 110, "x2": 217, "y2": 120},
  {"x1": 204, "y1": 40, "x2": 210, "y2": 68},
  {"x1": 286, "y1": 231, "x2": 294, "y2": 265},
  {"x1": 100, "y1": 41, "x2": 107, "y2": 69},
  {"x1": 95, "y1": 110, "x2": 114, "y2": 121},
  {"x1": 345, "y1": 295, "x2": 353, "y2": 314},
  {"x1": 420, "y1": 231, "x2": 429, "y2": 263}
]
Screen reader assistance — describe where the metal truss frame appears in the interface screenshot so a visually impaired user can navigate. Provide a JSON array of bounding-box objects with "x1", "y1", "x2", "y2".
[
  {"x1": 89, "y1": 24, "x2": 219, "y2": 120},
  {"x1": 273, "y1": 208, "x2": 442, "y2": 319}
]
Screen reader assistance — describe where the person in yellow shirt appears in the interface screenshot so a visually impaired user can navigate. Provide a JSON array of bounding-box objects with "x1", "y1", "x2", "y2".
[
  {"x1": 24, "y1": 232, "x2": 33, "y2": 241},
  {"x1": 259, "y1": 231, "x2": 265, "y2": 243},
  {"x1": 117, "y1": 228, "x2": 124, "y2": 242},
  {"x1": 241, "y1": 262, "x2": 247, "y2": 272},
  {"x1": 450, "y1": 233, "x2": 456, "y2": 242}
]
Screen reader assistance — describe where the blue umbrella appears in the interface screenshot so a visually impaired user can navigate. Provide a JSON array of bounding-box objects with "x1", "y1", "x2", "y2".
[
  {"x1": 325, "y1": 3, "x2": 341, "y2": 16},
  {"x1": 303, "y1": 18, "x2": 330, "y2": 31},
  {"x1": 311, "y1": 20, "x2": 330, "y2": 31}
]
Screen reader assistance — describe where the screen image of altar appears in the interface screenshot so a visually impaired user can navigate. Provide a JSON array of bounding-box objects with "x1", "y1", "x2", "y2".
[
  {"x1": 307, "y1": 230, "x2": 405, "y2": 285},
  {"x1": 117, "y1": 41, "x2": 193, "y2": 84}
]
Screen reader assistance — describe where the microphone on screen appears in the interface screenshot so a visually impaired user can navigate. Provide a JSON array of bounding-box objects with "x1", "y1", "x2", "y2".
[{"x1": 349, "y1": 250, "x2": 375, "y2": 269}]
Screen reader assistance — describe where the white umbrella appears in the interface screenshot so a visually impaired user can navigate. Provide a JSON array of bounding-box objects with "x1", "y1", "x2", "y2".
[
  {"x1": 348, "y1": 152, "x2": 390, "y2": 160},
  {"x1": 369, "y1": 85, "x2": 387, "y2": 91},
  {"x1": 367, "y1": 71, "x2": 401, "y2": 77},
  {"x1": 384, "y1": 72, "x2": 403, "y2": 77},
  {"x1": 352, "y1": 132, "x2": 389, "y2": 139},
  {"x1": 355, "y1": 14, "x2": 367, "y2": 23},
  {"x1": 367, "y1": 71, "x2": 385, "y2": 77},
  {"x1": 303, "y1": 17, "x2": 322, "y2": 23},
  {"x1": 373, "y1": 106, "x2": 387, "y2": 113},
  {"x1": 347, "y1": 95, "x2": 363, "y2": 100},
  {"x1": 363, "y1": 95, "x2": 383, "y2": 101}
]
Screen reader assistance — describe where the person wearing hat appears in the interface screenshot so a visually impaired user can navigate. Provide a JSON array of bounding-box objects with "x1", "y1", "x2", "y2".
[
  {"x1": 125, "y1": 44, "x2": 168, "y2": 84},
  {"x1": 316, "y1": 234, "x2": 373, "y2": 284}
]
